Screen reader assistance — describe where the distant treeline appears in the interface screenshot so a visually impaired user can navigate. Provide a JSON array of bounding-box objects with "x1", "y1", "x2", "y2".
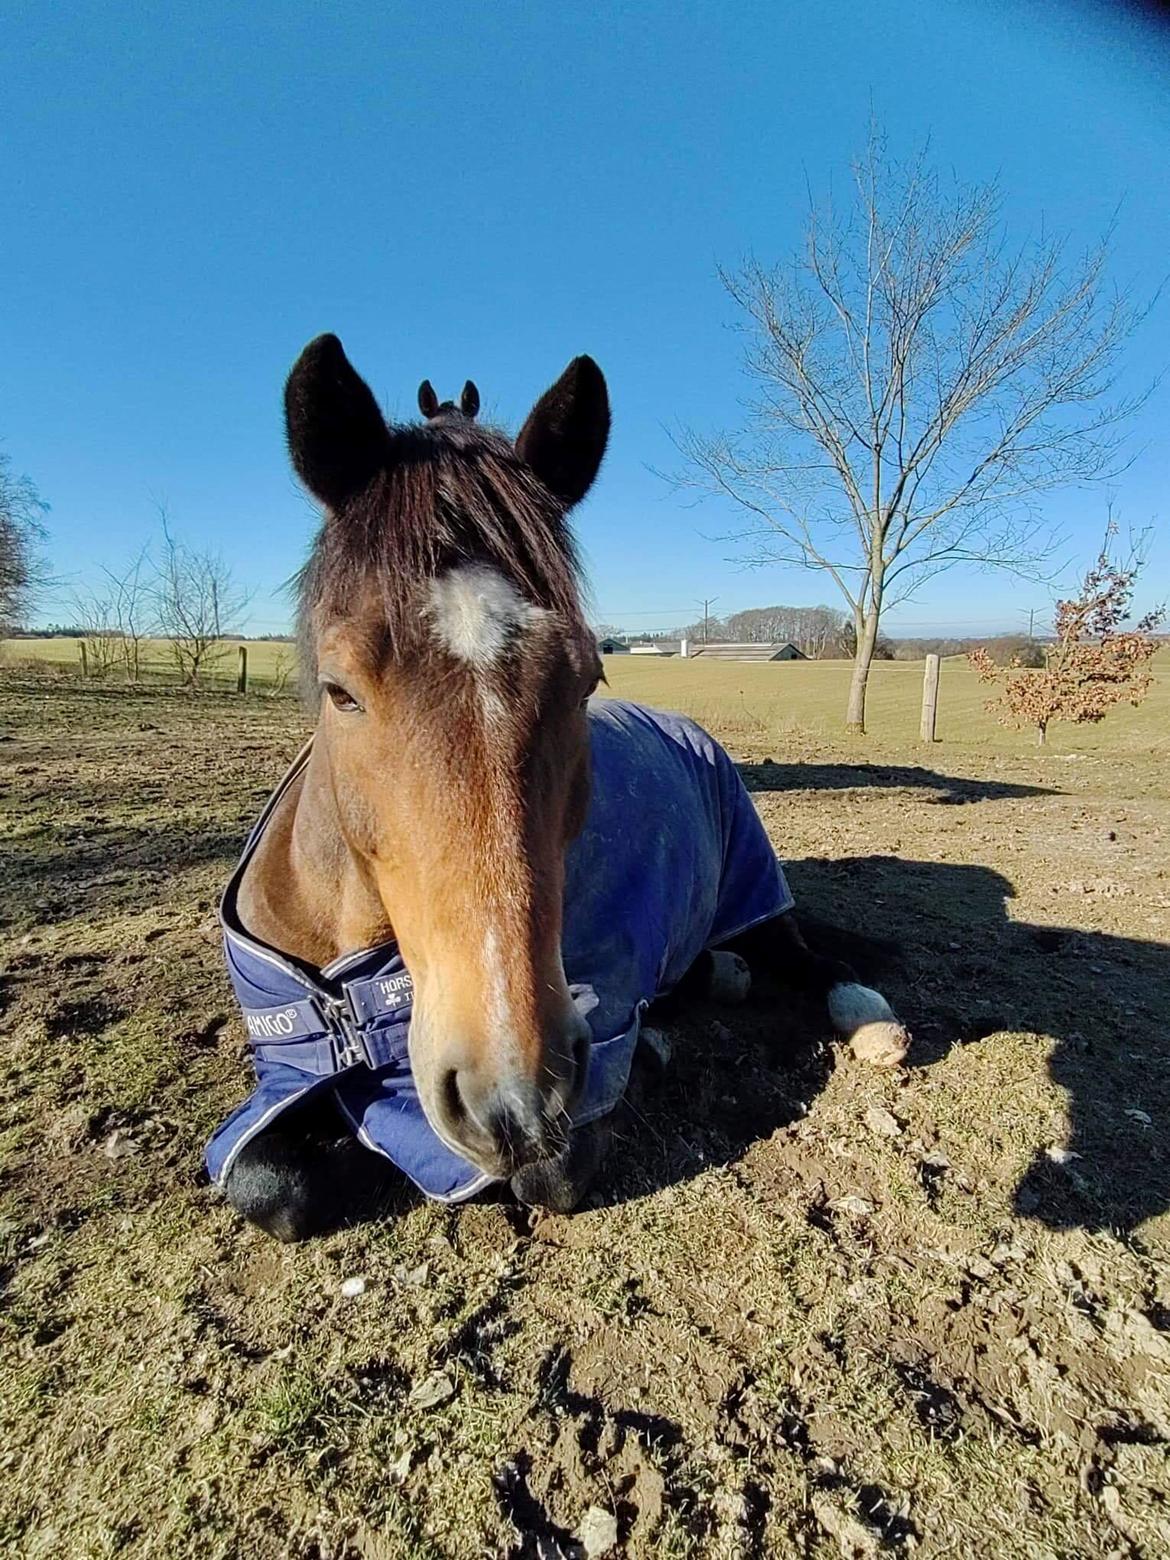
[
  {"x1": 593, "y1": 604, "x2": 1061, "y2": 664},
  {"x1": 15, "y1": 626, "x2": 296, "y2": 643}
]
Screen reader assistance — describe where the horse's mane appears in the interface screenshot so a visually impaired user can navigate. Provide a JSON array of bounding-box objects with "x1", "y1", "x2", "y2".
[{"x1": 295, "y1": 419, "x2": 584, "y2": 698}]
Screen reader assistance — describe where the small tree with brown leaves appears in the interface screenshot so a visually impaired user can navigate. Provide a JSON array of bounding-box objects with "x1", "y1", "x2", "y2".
[{"x1": 970, "y1": 534, "x2": 1164, "y2": 745}]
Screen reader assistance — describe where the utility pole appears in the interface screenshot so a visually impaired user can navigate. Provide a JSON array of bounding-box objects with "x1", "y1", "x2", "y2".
[
  {"x1": 1028, "y1": 607, "x2": 1035, "y2": 639},
  {"x1": 696, "y1": 597, "x2": 718, "y2": 645}
]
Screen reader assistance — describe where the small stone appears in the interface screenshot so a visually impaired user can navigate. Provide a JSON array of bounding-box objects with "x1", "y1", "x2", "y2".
[
  {"x1": 921, "y1": 1150, "x2": 951, "y2": 1171},
  {"x1": 100, "y1": 1130, "x2": 141, "y2": 1160},
  {"x1": 409, "y1": 1370, "x2": 456, "y2": 1410},
  {"x1": 388, "y1": 1447, "x2": 414, "y2": 1482},
  {"x1": 339, "y1": 1275, "x2": 367, "y2": 1298},
  {"x1": 829, "y1": 1193, "x2": 876, "y2": 1217},
  {"x1": 812, "y1": 1492, "x2": 880, "y2": 1556},
  {"x1": 577, "y1": 1506, "x2": 619, "y2": 1558},
  {"x1": 864, "y1": 1105, "x2": 901, "y2": 1139},
  {"x1": 1045, "y1": 1145, "x2": 1081, "y2": 1166}
]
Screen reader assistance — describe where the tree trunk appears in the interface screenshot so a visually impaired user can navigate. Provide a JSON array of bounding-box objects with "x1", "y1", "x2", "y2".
[
  {"x1": 1037, "y1": 723, "x2": 1047, "y2": 746},
  {"x1": 845, "y1": 610, "x2": 880, "y2": 734}
]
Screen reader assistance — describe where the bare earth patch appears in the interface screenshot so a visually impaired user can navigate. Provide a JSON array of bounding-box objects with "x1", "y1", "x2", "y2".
[{"x1": 1, "y1": 671, "x2": 1167, "y2": 1557}]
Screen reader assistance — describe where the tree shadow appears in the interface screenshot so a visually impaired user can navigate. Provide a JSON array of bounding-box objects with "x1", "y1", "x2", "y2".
[
  {"x1": 595, "y1": 855, "x2": 1170, "y2": 1236},
  {"x1": 737, "y1": 760, "x2": 1057, "y2": 805}
]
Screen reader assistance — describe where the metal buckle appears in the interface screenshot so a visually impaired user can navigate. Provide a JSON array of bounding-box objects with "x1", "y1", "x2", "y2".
[{"x1": 322, "y1": 993, "x2": 370, "y2": 1072}]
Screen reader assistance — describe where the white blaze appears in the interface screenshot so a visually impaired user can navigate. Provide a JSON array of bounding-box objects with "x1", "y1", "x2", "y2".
[{"x1": 428, "y1": 563, "x2": 545, "y2": 668}]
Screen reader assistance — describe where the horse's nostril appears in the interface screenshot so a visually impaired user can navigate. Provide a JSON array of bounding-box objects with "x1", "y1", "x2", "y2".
[{"x1": 441, "y1": 1069, "x2": 464, "y2": 1127}]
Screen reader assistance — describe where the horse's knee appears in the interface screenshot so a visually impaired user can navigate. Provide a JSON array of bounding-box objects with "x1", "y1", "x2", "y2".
[{"x1": 223, "y1": 1127, "x2": 394, "y2": 1242}]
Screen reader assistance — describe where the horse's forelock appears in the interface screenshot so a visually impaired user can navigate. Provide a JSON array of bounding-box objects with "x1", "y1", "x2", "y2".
[{"x1": 295, "y1": 422, "x2": 584, "y2": 699}]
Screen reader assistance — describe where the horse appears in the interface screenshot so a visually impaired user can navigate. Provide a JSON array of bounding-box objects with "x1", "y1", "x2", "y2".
[{"x1": 207, "y1": 336, "x2": 908, "y2": 1242}]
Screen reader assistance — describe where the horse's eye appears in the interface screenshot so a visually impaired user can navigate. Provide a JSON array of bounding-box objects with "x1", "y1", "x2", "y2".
[{"x1": 323, "y1": 682, "x2": 363, "y2": 714}]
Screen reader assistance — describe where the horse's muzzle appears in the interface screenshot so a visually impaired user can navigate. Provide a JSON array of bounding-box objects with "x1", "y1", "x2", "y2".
[{"x1": 431, "y1": 1016, "x2": 591, "y2": 1177}]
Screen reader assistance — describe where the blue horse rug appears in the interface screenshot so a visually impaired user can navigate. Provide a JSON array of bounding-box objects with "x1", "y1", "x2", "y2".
[{"x1": 206, "y1": 698, "x2": 794, "y2": 1202}]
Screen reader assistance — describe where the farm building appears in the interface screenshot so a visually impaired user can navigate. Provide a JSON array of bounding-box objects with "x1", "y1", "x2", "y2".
[
  {"x1": 689, "y1": 642, "x2": 808, "y2": 662},
  {"x1": 597, "y1": 637, "x2": 630, "y2": 655}
]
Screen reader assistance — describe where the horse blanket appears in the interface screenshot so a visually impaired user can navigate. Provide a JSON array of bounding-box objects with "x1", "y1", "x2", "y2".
[{"x1": 205, "y1": 698, "x2": 794, "y2": 1201}]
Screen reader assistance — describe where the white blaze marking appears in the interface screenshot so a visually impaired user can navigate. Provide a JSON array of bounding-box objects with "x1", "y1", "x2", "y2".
[
  {"x1": 428, "y1": 563, "x2": 545, "y2": 668},
  {"x1": 483, "y1": 925, "x2": 519, "y2": 1058}
]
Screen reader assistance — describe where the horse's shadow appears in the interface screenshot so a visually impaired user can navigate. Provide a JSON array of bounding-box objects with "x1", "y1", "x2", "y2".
[{"x1": 596, "y1": 854, "x2": 1170, "y2": 1237}]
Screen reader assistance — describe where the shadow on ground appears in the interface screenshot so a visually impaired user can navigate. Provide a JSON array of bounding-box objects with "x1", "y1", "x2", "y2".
[
  {"x1": 595, "y1": 855, "x2": 1169, "y2": 1238},
  {"x1": 738, "y1": 760, "x2": 1057, "y2": 805}
]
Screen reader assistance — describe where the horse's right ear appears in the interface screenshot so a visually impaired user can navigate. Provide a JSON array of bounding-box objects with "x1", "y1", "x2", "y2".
[
  {"x1": 284, "y1": 335, "x2": 391, "y2": 509},
  {"x1": 516, "y1": 356, "x2": 610, "y2": 508}
]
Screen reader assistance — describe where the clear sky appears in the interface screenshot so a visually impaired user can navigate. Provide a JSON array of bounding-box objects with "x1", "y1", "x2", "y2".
[{"x1": 2, "y1": 0, "x2": 1167, "y2": 637}]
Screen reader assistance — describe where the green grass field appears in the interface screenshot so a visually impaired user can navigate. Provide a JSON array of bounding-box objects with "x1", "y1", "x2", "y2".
[
  {"x1": 1, "y1": 636, "x2": 296, "y2": 691},
  {"x1": 7, "y1": 636, "x2": 1166, "y2": 758}
]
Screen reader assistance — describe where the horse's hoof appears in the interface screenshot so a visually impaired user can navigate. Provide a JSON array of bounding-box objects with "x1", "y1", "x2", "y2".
[
  {"x1": 510, "y1": 1116, "x2": 613, "y2": 1213},
  {"x1": 705, "y1": 950, "x2": 752, "y2": 1004},
  {"x1": 849, "y1": 1021, "x2": 910, "y2": 1067},
  {"x1": 827, "y1": 982, "x2": 909, "y2": 1066}
]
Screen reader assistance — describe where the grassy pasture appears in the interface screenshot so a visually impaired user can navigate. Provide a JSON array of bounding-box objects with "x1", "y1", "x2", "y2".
[
  {"x1": 1, "y1": 654, "x2": 1168, "y2": 1557},
  {"x1": 2, "y1": 637, "x2": 295, "y2": 692}
]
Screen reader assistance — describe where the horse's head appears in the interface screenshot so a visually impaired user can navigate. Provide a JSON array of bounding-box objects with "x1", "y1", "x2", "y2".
[{"x1": 286, "y1": 334, "x2": 608, "y2": 1180}]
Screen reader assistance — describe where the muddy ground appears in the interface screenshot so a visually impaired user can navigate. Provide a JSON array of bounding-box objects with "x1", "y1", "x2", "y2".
[{"x1": 1, "y1": 673, "x2": 1168, "y2": 1558}]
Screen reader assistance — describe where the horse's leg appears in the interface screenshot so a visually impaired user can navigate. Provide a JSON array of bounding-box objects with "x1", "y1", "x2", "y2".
[
  {"x1": 222, "y1": 1093, "x2": 398, "y2": 1242},
  {"x1": 720, "y1": 910, "x2": 910, "y2": 1066}
]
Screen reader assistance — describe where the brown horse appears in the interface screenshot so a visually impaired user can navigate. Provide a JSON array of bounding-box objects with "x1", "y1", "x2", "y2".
[{"x1": 216, "y1": 336, "x2": 907, "y2": 1240}]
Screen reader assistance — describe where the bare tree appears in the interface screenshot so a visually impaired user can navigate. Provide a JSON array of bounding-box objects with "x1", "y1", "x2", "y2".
[
  {"x1": 70, "y1": 547, "x2": 156, "y2": 681},
  {"x1": 69, "y1": 583, "x2": 124, "y2": 679},
  {"x1": 677, "y1": 131, "x2": 1150, "y2": 732},
  {"x1": 0, "y1": 449, "x2": 48, "y2": 636},
  {"x1": 103, "y1": 546, "x2": 155, "y2": 681},
  {"x1": 153, "y1": 513, "x2": 250, "y2": 689}
]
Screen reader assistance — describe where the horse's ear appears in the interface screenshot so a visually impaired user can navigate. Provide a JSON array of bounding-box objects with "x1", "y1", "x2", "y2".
[
  {"x1": 284, "y1": 335, "x2": 390, "y2": 509},
  {"x1": 516, "y1": 356, "x2": 609, "y2": 508},
  {"x1": 418, "y1": 380, "x2": 439, "y2": 419},
  {"x1": 461, "y1": 380, "x2": 480, "y2": 419}
]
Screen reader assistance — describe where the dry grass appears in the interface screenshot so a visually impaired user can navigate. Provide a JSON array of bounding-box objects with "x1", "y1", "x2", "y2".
[{"x1": 1, "y1": 658, "x2": 1168, "y2": 1557}]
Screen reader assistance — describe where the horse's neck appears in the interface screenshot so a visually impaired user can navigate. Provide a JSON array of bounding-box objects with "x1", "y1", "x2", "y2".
[{"x1": 236, "y1": 748, "x2": 393, "y2": 967}]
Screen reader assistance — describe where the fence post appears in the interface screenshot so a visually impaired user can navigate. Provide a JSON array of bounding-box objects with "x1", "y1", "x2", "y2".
[
  {"x1": 237, "y1": 645, "x2": 248, "y2": 694},
  {"x1": 920, "y1": 653, "x2": 940, "y2": 742},
  {"x1": 79, "y1": 640, "x2": 88, "y2": 679}
]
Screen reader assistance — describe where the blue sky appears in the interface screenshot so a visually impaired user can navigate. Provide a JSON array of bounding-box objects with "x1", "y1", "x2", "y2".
[{"x1": 2, "y1": 0, "x2": 1167, "y2": 637}]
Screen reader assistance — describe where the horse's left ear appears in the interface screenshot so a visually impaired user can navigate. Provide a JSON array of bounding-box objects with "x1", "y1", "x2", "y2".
[
  {"x1": 284, "y1": 335, "x2": 391, "y2": 509},
  {"x1": 418, "y1": 380, "x2": 440, "y2": 419},
  {"x1": 516, "y1": 356, "x2": 609, "y2": 508},
  {"x1": 461, "y1": 381, "x2": 480, "y2": 419}
]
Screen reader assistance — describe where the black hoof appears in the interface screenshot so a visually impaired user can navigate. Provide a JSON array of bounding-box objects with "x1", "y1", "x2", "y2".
[{"x1": 223, "y1": 1123, "x2": 396, "y2": 1242}]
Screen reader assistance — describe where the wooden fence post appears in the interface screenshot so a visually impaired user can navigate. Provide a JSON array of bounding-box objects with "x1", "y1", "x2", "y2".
[
  {"x1": 79, "y1": 640, "x2": 88, "y2": 679},
  {"x1": 237, "y1": 645, "x2": 248, "y2": 694},
  {"x1": 920, "y1": 653, "x2": 940, "y2": 742}
]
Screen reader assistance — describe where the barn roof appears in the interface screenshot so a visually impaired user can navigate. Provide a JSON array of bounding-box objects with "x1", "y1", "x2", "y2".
[{"x1": 689, "y1": 642, "x2": 807, "y2": 661}]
